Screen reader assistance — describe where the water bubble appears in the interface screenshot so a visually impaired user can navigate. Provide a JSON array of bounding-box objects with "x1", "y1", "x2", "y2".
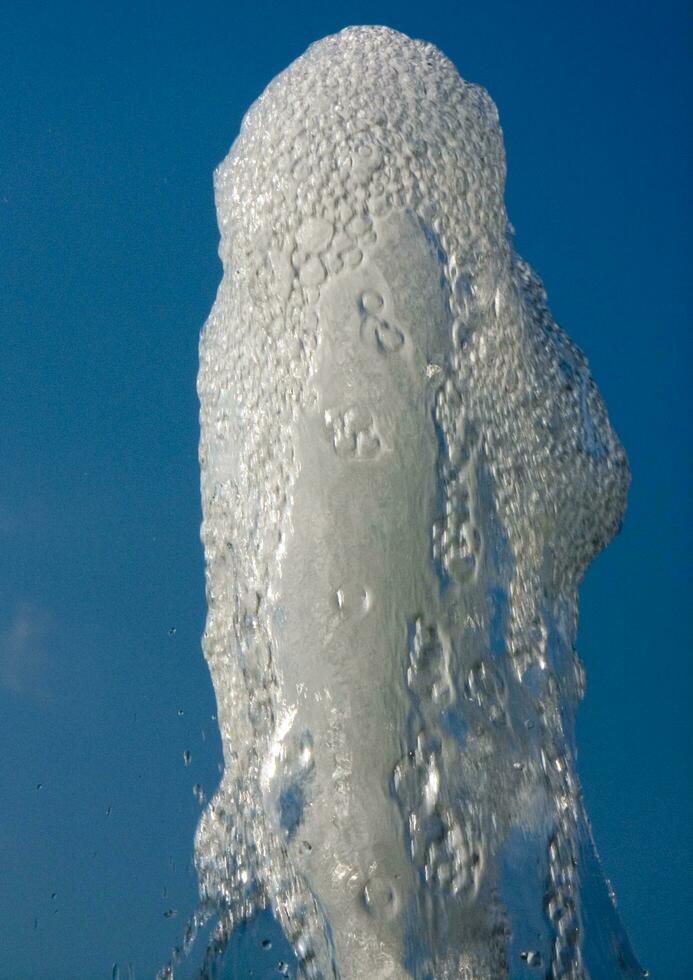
[
  {"x1": 362, "y1": 875, "x2": 399, "y2": 919},
  {"x1": 360, "y1": 289, "x2": 384, "y2": 314}
]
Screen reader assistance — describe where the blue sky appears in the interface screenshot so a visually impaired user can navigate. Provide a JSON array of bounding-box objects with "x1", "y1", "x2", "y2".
[{"x1": 1, "y1": 1, "x2": 690, "y2": 977}]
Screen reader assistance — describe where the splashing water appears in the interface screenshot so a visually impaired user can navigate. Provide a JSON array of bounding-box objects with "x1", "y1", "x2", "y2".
[{"x1": 161, "y1": 25, "x2": 646, "y2": 980}]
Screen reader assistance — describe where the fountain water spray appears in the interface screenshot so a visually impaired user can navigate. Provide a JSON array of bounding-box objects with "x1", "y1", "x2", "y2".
[{"x1": 181, "y1": 26, "x2": 645, "y2": 979}]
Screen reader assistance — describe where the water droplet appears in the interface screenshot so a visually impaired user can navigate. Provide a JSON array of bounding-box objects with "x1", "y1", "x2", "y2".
[
  {"x1": 168, "y1": 627, "x2": 176, "y2": 637},
  {"x1": 183, "y1": 750, "x2": 191, "y2": 766},
  {"x1": 164, "y1": 908, "x2": 177, "y2": 919},
  {"x1": 262, "y1": 938, "x2": 272, "y2": 949}
]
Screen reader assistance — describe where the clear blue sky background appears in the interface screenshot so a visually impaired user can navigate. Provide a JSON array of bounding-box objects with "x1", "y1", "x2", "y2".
[{"x1": 1, "y1": 2, "x2": 690, "y2": 978}]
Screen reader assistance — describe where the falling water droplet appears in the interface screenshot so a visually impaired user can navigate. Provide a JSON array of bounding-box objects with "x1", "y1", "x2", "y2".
[{"x1": 520, "y1": 950, "x2": 543, "y2": 968}]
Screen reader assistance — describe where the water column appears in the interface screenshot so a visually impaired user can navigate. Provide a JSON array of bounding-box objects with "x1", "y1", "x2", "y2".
[{"x1": 193, "y1": 26, "x2": 645, "y2": 980}]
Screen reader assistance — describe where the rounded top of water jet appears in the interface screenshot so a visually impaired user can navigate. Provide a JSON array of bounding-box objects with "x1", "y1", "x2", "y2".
[{"x1": 213, "y1": 25, "x2": 508, "y2": 258}]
